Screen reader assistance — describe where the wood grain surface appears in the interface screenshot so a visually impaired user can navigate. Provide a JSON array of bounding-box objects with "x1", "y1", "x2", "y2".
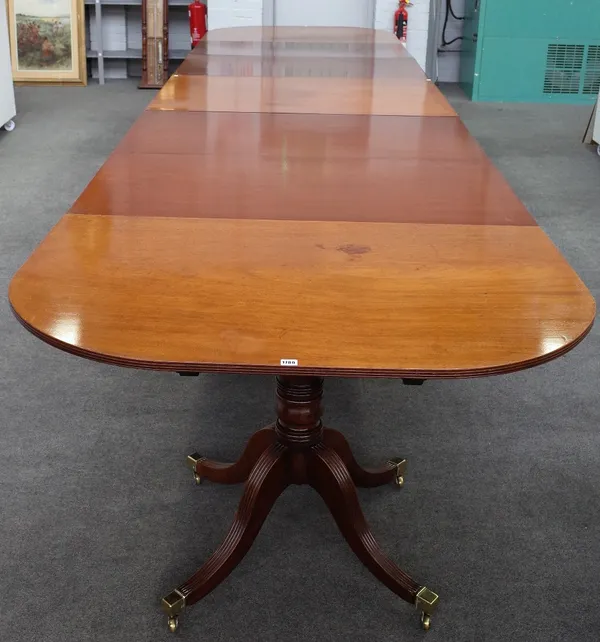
[
  {"x1": 148, "y1": 74, "x2": 456, "y2": 116},
  {"x1": 9, "y1": 26, "x2": 596, "y2": 378},
  {"x1": 9, "y1": 214, "x2": 594, "y2": 377},
  {"x1": 188, "y1": 41, "x2": 411, "y2": 60},
  {"x1": 176, "y1": 55, "x2": 426, "y2": 78},
  {"x1": 70, "y1": 111, "x2": 534, "y2": 226}
]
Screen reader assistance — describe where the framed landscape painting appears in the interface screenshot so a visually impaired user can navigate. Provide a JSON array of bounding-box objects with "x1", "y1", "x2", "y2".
[{"x1": 7, "y1": 0, "x2": 86, "y2": 84}]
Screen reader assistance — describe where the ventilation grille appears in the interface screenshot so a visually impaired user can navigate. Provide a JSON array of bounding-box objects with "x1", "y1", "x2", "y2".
[
  {"x1": 583, "y1": 45, "x2": 600, "y2": 95},
  {"x1": 544, "y1": 44, "x2": 584, "y2": 94}
]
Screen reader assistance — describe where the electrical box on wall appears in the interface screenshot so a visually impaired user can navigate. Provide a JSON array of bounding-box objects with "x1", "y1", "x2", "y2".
[{"x1": 459, "y1": 0, "x2": 600, "y2": 103}]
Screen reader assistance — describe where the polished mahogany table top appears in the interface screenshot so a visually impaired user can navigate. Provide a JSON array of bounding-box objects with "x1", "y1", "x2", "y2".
[{"x1": 9, "y1": 27, "x2": 595, "y2": 378}]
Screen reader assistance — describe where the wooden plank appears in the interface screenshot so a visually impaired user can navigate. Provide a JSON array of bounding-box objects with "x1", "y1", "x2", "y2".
[{"x1": 10, "y1": 214, "x2": 594, "y2": 377}]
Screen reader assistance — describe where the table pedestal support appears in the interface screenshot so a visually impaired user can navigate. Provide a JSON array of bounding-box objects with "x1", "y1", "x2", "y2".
[{"x1": 162, "y1": 376, "x2": 439, "y2": 632}]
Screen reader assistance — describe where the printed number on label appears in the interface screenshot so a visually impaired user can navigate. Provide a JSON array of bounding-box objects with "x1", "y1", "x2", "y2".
[{"x1": 280, "y1": 359, "x2": 298, "y2": 366}]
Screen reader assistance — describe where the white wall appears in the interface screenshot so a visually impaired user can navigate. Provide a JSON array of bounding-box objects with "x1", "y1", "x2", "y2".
[
  {"x1": 209, "y1": 0, "x2": 264, "y2": 30},
  {"x1": 375, "y1": 0, "x2": 430, "y2": 71},
  {"x1": 275, "y1": 0, "x2": 373, "y2": 28},
  {"x1": 208, "y1": 0, "x2": 432, "y2": 71}
]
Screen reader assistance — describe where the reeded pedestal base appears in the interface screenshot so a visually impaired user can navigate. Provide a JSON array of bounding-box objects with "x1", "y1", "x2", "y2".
[{"x1": 162, "y1": 376, "x2": 438, "y2": 632}]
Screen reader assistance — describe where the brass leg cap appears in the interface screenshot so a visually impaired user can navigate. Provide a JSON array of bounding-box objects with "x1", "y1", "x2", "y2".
[
  {"x1": 187, "y1": 452, "x2": 204, "y2": 470},
  {"x1": 388, "y1": 458, "x2": 407, "y2": 488},
  {"x1": 416, "y1": 586, "x2": 438, "y2": 632},
  {"x1": 415, "y1": 586, "x2": 439, "y2": 614},
  {"x1": 162, "y1": 589, "x2": 186, "y2": 619},
  {"x1": 187, "y1": 452, "x2": 205, "y2": 485}
]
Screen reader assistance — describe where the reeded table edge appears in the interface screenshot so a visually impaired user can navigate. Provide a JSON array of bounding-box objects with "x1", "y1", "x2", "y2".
[{"x1": 10, "y1": 302, "x2": 595, "y2": 380}]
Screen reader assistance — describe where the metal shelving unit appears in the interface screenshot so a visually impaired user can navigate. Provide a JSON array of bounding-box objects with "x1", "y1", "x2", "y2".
[{"x1": 86, "y1": 0, "x2": 192, "y2": 84}]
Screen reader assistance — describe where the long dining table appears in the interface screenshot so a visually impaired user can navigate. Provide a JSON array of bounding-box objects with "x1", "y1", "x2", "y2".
[{"x1": 9, "y1": 26, "x2": 595, "y2": 634}]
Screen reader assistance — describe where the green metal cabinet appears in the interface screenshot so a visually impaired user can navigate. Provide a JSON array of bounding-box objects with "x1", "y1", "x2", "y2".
[{"x1": 459, "y1": 0, "x2": 600, "y2": 103}]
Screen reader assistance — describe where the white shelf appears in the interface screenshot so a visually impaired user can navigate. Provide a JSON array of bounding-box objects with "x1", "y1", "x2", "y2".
[{"x1": 88, "y1": 48, "x2": 141, "y2": 59}]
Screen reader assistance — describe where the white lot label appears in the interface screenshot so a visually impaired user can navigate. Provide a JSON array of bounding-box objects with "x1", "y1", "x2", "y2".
[{"x1": 280, "y1": 359, "x2": 298, "y2": 366}]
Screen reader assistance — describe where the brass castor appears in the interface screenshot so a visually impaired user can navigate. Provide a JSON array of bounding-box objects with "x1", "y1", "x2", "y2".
[
  {"x1": 388, "y1": 458, "x2": 407, "y2": 488},
  {"x1": 162, "y1": 589, "x2": 185, "y2": 634},
  {"x1": 416, "y1": 586, "x2": 438, "y2": 632},
  {"x1": 187, "y1": 452, "x2": 204, "y2": 485}
]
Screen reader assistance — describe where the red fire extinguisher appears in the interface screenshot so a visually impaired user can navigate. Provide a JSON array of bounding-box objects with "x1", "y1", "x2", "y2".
[
  {"x1": 394, "y1": 0, "x2": 412, "y2": 41},
  {"x1": 188, "y1": 0, "x2": 207, "y2": 49}
]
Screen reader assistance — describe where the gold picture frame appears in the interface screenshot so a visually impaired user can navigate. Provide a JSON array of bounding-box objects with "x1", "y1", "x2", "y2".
[{"x1": 7, "y1": 0, "x2": 87, "y2": 85}]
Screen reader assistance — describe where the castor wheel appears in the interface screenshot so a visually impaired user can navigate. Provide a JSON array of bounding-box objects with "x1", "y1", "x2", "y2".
[
  {"x1": 186, "y1": 452, "x2": 204, "y2": 485},
  {"x1": 416, "y1": 586, "x2": 438, "y2": 632},
  {"x1": 388, "y1": 457, "x2": 407, "y2": 488},
  {"x1": 3, "y1": 120, "x2": 15, "y2": 132},
  {"x1": 420, "y1": 612, "x2": 431, "y2": 631},
  {"x1": 162, "y1": 589, "x2": 185, "y2": 634}
]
